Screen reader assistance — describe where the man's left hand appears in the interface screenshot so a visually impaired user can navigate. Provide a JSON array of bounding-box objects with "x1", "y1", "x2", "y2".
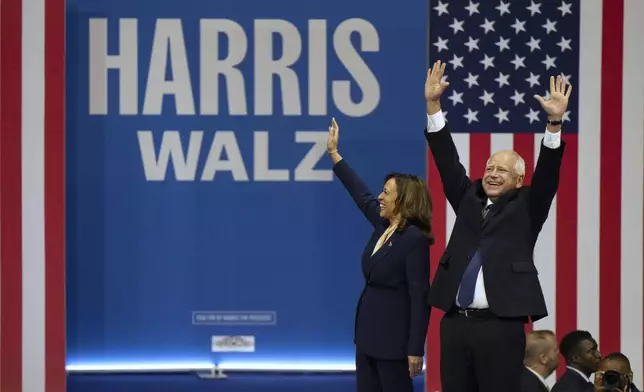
[
  {"x1": 408, "y1": 356, "x2": 423, "y2": 378},
  {"x1": 533, "y1": 75, "x2": 572, "y2": 119}
]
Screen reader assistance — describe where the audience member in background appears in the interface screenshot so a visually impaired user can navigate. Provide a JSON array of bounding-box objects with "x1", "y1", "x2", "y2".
[
  {"x1": 552, "y1": 330, "x2": 601, "y2": 392},
  {"x1": 593, "y1": 352, "x2": 640, "y2": 392},
  {"x1": 326, "y1": 117, "x2": 434, "y2": 392},
  {"x1": 522, "y1": 330, "x2": 560, "y2": 392}
]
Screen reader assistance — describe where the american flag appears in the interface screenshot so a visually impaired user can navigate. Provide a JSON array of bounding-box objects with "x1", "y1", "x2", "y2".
[
  {"x1": 0, "y1": 0, "x2": 65, "y2": 390},
  {"x1": 424, "y1": 0, "x2": 644, "y2": 391}
]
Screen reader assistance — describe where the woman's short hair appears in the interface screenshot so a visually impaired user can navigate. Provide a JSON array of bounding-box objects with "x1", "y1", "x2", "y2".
[{"x1": 384, "y1": 172, "x2": 435, "y2": 244}]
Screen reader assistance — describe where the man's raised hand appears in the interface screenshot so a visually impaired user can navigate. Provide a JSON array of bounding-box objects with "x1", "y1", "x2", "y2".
[
  {"x1": 425, "y1": 60, "x2": 450, "y2": 102},
  {"x1": 533, "y1": 75, "x2": 572, "y2": 120}
]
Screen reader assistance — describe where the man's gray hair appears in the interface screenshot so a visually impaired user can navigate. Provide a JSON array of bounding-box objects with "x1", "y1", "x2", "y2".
[
  {"x1": 487, "y1": 150, "x2": 526, "y2": 176},
  {"x1": 514, "y1": 155, "x2": 526, "y2": 176}
]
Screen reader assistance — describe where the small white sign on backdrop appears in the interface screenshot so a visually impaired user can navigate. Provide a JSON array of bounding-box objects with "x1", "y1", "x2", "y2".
[
  {"x1": 197, "y1": 335, "x2": 256, "y2": 380},
  {"x1": 211, "y1": 335, "x2": 256, "y2": 352}
]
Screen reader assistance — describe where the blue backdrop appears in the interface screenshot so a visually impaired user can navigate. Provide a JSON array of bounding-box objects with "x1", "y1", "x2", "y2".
[{"x1": 65, "y1": 0, "x2": 428, "y2": 366}]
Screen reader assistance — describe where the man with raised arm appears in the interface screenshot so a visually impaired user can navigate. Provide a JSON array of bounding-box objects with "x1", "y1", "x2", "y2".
[{"x1": 423, "y1": 60, "x2": 571, "y2": 392}]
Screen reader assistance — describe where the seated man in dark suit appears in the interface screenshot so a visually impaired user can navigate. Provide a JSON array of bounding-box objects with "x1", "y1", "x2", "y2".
[
  {"x1": 552, "y1": 330, "x2": 601, "y2": 392},
  {"x1": 522, "y1": 330, "x2": 560, "y2": 392},
  {"x1": 594, "y1": 352, "x2": 641, "y2": 392}
]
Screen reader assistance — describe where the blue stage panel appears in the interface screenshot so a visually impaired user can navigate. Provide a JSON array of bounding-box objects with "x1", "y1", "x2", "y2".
[{"x1": 65, "y1": 0, "x2": 428, "y2": 364}]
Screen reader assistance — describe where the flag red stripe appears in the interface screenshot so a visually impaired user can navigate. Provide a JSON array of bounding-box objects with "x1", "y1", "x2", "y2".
[
  {"x1": 555, "y1": 135, "x2": 579, "y2": 378},
  {"x1": 469, "y1": 134, "x2": 490, "y2": 178},
  {"x1": 599, "y1": 0, "x2": 623, "y2": 356},
  {"x1": 426, "y1": 145, "x2": 446, "y2": 392},
  {"x1": 0, "y1": 0, "x2": 23, "y2": 389},
  {"x1": 45, "y1": 0, "x2": 66, "y2": 389}
]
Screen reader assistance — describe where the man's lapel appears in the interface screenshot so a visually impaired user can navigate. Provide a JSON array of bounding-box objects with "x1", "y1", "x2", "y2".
[{"x1": 481, "y1": 189, "x2": 519, "y2": 230}]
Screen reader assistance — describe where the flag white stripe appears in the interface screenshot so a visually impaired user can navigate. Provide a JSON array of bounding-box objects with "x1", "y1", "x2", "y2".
[
  {"x1": 532, "y1": 132, "x2": 557, "y2": 338},
  {"x1": 21, "y1": 0, "x2": 46, "y2": 389},
  {"x1": 531, "y1": 133, "x2": 558, "y2": 387},
  {"x1": 489, "y1": 134, "x2": 512, "y2": 154},
  {"x1": 620, "y1": 0, "x2": 644, "y2": 386},
  {"x1": 446, "y1": 133, "x2": 470, "y2": 240},
  {"x1": 576, "y1": 0, "x2": 602, "y2": 344}
]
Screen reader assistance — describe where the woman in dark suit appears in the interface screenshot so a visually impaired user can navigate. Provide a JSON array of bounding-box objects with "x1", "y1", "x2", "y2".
[{"x1": 327, "y1": 118, "x2": 434, "y2": 392}]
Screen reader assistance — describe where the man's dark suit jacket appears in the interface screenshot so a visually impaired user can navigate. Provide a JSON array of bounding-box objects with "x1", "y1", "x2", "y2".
[
  {"x1": 551, "y1": 369, "x2": 593, "y2": 392},
  {"x1": 519, "y1": 368, "x2": 549, "y2": 392},
  {"x1": 425, "y1": 124, "x2": 565, "y2": 321},
  {"x1": 333, "y1": 159, "x2": 431, "y2": 360},
  {"x1": 521, "y1": 367, "x2": 550, "y2": 392}
]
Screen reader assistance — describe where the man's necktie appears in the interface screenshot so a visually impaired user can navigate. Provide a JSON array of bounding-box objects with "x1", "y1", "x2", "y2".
[
  {"x1": 457, "y1": 205, "x2": 491, "y2": 308},
  {"x1": 482, "y1": 204, "x2": 491, "y2": 219}
]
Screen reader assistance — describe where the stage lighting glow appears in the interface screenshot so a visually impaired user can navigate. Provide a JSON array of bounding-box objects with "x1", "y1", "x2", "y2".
[
  {"x1": 66, "y1": 361, "x2": 426, "y2": 373},
  {"x1": 65, "y1": 362, "x2": 215, "y2": 372},
  {"x1": 218, "y1": 361, "x2": 356, "y2": 372}
]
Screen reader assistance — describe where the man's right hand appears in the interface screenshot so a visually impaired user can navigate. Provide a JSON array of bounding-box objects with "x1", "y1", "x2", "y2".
[{"x1": 425, "y1": 60, "x2": 450, "y2": 115}]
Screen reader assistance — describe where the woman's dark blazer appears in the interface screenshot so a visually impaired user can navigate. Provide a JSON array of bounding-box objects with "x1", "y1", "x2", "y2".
[{"x1": 333, "y1": 159, "x2": 431, "y2": 360}]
